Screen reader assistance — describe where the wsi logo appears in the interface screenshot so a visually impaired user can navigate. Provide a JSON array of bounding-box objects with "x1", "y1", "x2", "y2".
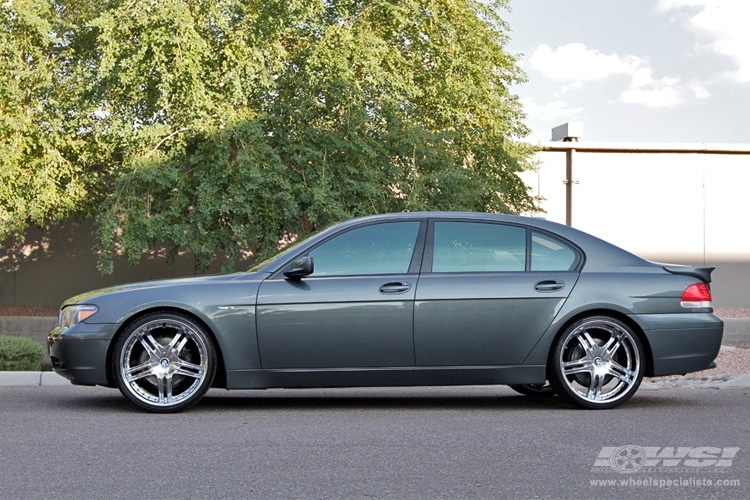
[{"x1": 593, "y1": 446, "x2": 740, "y2": 473}]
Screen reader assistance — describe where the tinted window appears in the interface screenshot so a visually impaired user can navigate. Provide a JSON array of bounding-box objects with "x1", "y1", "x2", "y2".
[
  {"x1": 432, "y1": 222, "x2": 526, "y2": 272},
  {"x1": 309, "y1": 222, "x2": 420, "y2": 276},
  {"x1": 531, "y1": 231, "x2": 577, "y2": 271}
]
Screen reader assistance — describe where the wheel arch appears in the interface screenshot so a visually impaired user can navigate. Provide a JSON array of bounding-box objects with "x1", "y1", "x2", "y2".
[
  {"x1": 105, "y1": 306, "x2": 228, "y2": 389},
  {"x1": 544, "y1": 308, "x2": 655, "y2": 379}
]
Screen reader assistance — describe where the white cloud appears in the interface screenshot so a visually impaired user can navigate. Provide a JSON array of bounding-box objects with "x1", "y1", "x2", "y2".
[
  {"x1": 529, "y1": 43, "x2": 644, "y2": 82},
  {"x1": 620, "y1": 68, "x2": 684, "y2": 107},
  {"x1": 621, "y1": 70, "x2": 712, "y2": 108},
  {"x1": 528, "y1": 42, "x2": 710, "y2": 108},
  {"x1": 521, "y1": 98, "x2": 583, "y2": 124},
  {"x1": 657, "y1": 0, "x2": 750, "y2": 83}
]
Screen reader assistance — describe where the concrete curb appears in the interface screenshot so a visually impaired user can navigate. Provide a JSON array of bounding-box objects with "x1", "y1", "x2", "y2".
[
  {"x1": 718, "y1": 373, "x2": 750, "y2": 389},
  {"x1": 0, "y1": 371, "x2": 70, "y2": 386},
  {"x1": 723, "y1": 318, "x2": 750, "y2": 347}
]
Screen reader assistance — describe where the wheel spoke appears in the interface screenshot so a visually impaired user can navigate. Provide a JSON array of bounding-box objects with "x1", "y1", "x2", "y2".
[
  {"x1": 602, "y1": 336, "x2": 622, "y2": 361},
  {"x1": 140, "y1": 333, "x2": 165, "y2": 359},
  {"x1": 125, "y1": 360, "x2": 155, "y2": 382},
  {"x1": 607, "y1": 361, "x2": 634, "y2": 383},
  {"x1": 157, "y1": 375, "x2": 173, "y2": 404},
  {"x1": 562, "y1": 358, "x2": 593, "y2": 376},
  {"x1": 587, "y1": 374, "x2": 604, "y2": 399},
  {"x1": 167, "y1": 331, "x2": 189, "y2": 355},
  {"x1": 172, "y1": 360, "x2": 203, "y2": 379},
  {"x1": 577, "y1": 332, "x2": 596, "y2": 351}
]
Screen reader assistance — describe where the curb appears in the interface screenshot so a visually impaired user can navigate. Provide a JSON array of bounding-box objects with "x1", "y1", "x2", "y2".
[
  {"x1": 0, "y1": 371, "x2": 70, "y2": 386},
  {"x1": 718, "y1": 373, "x2": 750, "y2": 389},
  {"x1": 722, "y1": 318, "x2": 750, "y2": 347}
]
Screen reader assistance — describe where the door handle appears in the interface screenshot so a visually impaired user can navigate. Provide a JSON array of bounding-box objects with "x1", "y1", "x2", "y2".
[
  {"x1": 534, "y1": 280, "x2": 565, "y2": 292},
  {"x1": 379, "y1": 282, "x2": 412, "y2": 294}
]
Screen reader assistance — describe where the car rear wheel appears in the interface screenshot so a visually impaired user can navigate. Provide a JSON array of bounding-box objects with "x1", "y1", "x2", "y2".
[
  {"x1": 508, "y1": 382, "x2": 556, "y2": 397},
  {"x1": 550, "y1": 316, "x2": 644, "y2": 409},
  {"x1": 113, "y1": 312, "x2": 216, "y2": 413}
]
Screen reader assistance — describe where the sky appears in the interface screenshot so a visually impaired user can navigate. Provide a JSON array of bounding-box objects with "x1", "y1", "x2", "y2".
[{"x1": 503, "y1": 0, "x2": 750, "y2": 143}]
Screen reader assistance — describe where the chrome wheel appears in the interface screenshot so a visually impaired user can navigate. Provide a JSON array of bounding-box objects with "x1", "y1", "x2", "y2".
[
  {"x1": 113, "y1": 313, "x2": 216, "y2": 413},
  {"x1": 551, "y1": 316, "x2": 644, "y2": 409}
]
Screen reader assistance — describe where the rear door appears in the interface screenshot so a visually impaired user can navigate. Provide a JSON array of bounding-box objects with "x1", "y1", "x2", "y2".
[{"x1": 414, "y1": 219, "x2": 581, "y2": 366}]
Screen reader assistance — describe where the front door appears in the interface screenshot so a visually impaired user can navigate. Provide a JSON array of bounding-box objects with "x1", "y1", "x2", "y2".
[{"x1": 256, "y1": 220, "x2": 424, "y2": 369}]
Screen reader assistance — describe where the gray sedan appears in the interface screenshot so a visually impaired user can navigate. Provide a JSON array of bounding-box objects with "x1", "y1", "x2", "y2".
[{"x1": 48, "y1": 212, "x2": 723, "y2": 412}]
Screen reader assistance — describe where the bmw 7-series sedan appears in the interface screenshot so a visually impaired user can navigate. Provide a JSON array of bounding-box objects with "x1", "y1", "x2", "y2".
[{"x1": 48, "y1": 212, "x2": 723, "y2": 412}]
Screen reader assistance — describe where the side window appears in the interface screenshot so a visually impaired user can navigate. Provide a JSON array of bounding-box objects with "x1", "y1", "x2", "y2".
[
  {"x1": 432, "y1": 222, "x2": 526, "y2": 272},
  {"x1": 531, "y1": 231, "x2": 577, "y2": 271},
  {"x1": 308, "y1": 222, "x2": 420, "y2": 276}
]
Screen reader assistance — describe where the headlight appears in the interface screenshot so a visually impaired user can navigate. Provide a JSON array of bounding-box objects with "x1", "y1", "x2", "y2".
[{"x1": 59, "y1": 305, "x2": 99, "y2": 329}]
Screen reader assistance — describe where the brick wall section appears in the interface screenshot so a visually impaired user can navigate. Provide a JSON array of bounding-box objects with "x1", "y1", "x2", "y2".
[{"x1": 0, "y1": 317, "x2": 57, "y2": 349}]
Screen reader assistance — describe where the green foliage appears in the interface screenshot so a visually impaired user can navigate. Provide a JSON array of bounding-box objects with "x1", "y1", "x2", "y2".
[
  {"x1": 0, "y1": 335, "x2": 46, "y2": 371},
  {"x1": 0, "y1": 0, "x2": 90, "y2": 237},
  {"x1": 1, "y1": 0, "x2": 540, "y2": 273}
]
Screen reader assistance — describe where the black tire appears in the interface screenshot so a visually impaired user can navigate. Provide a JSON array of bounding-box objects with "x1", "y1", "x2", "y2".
[
  {"x1": 550, "y1": 316, "x2": 645, "y2": 409},
  {"x1": 508, "y1": 382, "x2": 557, "y2": 397},
  {"x1": 112, "y1": 312, "x2": 216, "y2": 413}
]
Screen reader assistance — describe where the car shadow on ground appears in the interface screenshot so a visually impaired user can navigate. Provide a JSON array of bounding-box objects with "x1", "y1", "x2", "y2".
[
  {"x1": 199, "y1": 391, "x2": 568, "y2": 412},
  {"x1": 51, "y1": 385, "x2": 716, "y2": 414}
]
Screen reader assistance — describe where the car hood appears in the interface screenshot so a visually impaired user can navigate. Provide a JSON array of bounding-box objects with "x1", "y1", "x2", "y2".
[{"x1": 61, "y1": 272, "x2": 265, "y2": 307}]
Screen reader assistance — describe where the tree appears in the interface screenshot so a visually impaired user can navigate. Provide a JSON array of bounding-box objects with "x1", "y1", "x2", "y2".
[
  {"x1": 0, "y1": 0, "x2": 90, "y2": 239},
  {"x1": 1, "y1": 0, "x2": 538, "y2": 274}
]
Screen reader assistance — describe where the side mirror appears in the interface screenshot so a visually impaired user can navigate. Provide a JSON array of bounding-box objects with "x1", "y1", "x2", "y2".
[{"x1": 284, "y1": 256, "x2": 314, "y2": 279}]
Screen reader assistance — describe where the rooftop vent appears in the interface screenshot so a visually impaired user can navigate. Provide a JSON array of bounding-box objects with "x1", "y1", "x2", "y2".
[{"x1": 551, "y1": 122, "x2": 583, "y2": 142}]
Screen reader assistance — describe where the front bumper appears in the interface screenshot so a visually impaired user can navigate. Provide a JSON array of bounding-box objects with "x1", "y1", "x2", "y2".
[
  {"x1": 631, "y1": 312, "x2": 724, "y2": 377},
  {"x1": 47, "y1": 323, "x2": 117, "y2": 387}
]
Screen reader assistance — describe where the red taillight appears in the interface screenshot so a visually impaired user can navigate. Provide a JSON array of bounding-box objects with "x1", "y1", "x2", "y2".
[{"x1": 681, "y1": 283, "x2": 712, "y2": 308}]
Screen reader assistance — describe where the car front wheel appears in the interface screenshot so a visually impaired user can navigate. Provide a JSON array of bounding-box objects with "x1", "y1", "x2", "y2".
[
  {"x1": 113, "y1": 312, "x2": 216, "y2": 413},
  {"x1": 550, "y1": 316, "x2": 644, "y2": 409}
]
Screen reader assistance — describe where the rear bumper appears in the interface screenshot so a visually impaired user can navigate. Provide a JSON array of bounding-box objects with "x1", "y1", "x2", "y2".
[{"x1": 630, "y1": 313, "x2": 724, "y2": 377}]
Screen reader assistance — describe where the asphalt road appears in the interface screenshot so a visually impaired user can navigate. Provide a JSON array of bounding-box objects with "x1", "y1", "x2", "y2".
[{"x1": 1, "y1": 385, "x2": 748, "y2": 500}]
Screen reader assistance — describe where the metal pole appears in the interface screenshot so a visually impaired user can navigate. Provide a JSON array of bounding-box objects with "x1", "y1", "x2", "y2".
[{"x1": 565, "y1": 148, "x2": 575, "y2": 226}]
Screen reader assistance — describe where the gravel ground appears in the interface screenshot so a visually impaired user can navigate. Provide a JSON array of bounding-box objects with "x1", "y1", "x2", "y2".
[{"x1": 714, "y1": 306, "x2": 750, "y2": 318}]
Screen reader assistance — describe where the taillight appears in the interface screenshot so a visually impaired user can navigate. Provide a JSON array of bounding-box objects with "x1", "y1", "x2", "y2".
[{"x1": 680, "y1": 283, "x2": 712, "y2": 308}]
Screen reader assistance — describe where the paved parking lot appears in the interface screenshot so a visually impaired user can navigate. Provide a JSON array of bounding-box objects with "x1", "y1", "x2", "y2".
[{"x1": 1, "y1": 385, "x2": 748, "y2": 500}]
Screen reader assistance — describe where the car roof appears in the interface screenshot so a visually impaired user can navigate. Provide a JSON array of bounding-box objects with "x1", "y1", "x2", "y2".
[{"x1": 259, "y1": 212, "x2": 655, "y2": 274}]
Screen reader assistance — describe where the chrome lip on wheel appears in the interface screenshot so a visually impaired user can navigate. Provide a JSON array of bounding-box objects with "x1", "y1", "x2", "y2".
[
  {"x1": 120, "y1": 318, "x2": 209, "y2": 407},
  {"x1": 558, "y1": 319, "x2": 640, "y2": 405}
]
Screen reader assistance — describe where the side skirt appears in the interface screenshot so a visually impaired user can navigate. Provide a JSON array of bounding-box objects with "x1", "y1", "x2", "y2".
[{"x1": 225, "y1": 365, "x2": 546, "y2": 390}]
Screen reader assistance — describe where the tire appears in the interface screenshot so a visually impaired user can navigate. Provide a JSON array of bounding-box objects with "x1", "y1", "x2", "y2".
[
  {"x1": 550, "y1": 316, "x2": 644, "y2": 409},
  {"x1": 508, "y1": 382, "x2": 556, "y2": 397},
  {"x1": 113, "y1": 312, "x2": 216, "y2": 413}
]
